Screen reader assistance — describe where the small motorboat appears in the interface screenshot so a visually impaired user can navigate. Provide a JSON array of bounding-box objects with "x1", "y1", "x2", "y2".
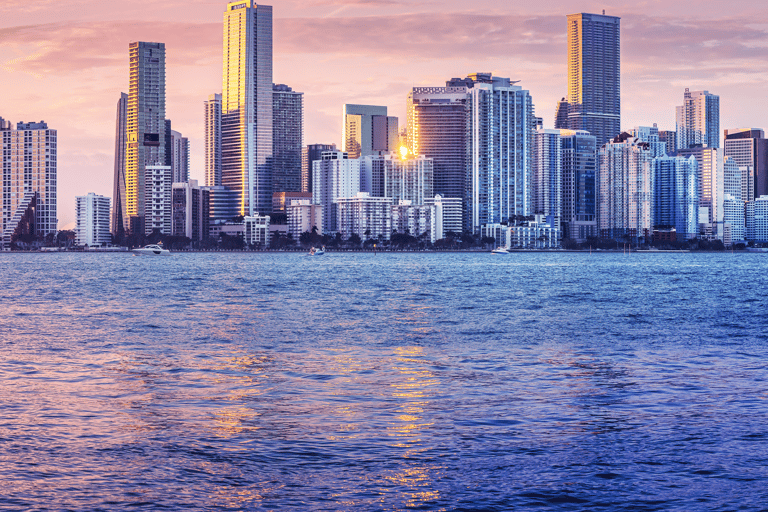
[
  {"x1": 491, "y1": 246, "x2": 509, "y2": 255},
  {"x1": 308, "y1": 246, "x2": 325, "y2": 256},
  {"x1": 132, "y1": 244, "x2": 171, "y2": 256}
]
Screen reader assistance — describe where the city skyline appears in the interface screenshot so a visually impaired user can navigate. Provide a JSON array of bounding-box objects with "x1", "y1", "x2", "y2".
[{"x1": 3, "y1": 1, "x2": 768, "y2": 228}]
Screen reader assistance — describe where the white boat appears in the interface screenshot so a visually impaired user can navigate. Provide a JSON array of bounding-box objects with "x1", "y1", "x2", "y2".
[
  {"x1": 132, "y1": 244, "x2": 171, "y2": 256},
  {"x1": 308, "y1": 246, "x2": 325, "y2": 256},
  {"x1": 491, "y1": 246, "x2": 509, "y2": 255}
]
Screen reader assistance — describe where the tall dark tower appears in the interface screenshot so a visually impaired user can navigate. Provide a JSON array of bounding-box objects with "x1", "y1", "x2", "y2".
[
  {"x1": 566, "y1": 13, "x2": 620, "y2": 147},
  {"x1": 111, "y1": 92, "x2": 128, "y2": 238}
]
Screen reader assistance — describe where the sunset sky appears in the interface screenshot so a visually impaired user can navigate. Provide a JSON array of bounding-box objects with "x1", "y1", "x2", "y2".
[{"x1": 2, "y1": 0, "x2": 768, "y2": 229}]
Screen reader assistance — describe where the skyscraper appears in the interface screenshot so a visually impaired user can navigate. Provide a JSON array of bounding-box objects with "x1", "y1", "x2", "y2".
[
  {"x1": 302, "y1": 144, "x2": 336, "y2": 193},
  {"x1": 653, "y1": 155, "x2": 698, "y2": 240},
  {"x1": 170, "y1": 130, "x2": 189, "y2": 183},
  {"x1": 676, "y1": 146, "x2": 725, "y2": 237},
  {"x1": 724, "y1": 128, "x2": 768, "y2": 201},
  {"x1": 1, "y1": 121, "x2": 58, "y2": 249},
  {"x1": 272, "y1": 83, "x2": 303, "y2": 194},
  {"x1": 312, "y1": 150, "x2": 360, "y2": 233},
  {"x1": 204, "y1": 93, "x2": 222, "y2": 187},
  {"x1": 76, "y1": 193, "x2": 112, "y2": 247},
  {"x1": 560, "y1": 130, "x2": 597, "y2": 241},
  {"x1": 597, "y1": 133, "x2": 653, "y2": 241},
  {"x1": 676, "y1": 89, "x2": 720, "y2": 150},
  {"x1": 342, "y1": 104, "x2": 398, "y2": 159},
  {"x1": 565, "y1": 12, "x2": 621, "y2": 147},
  {"x1": 532, "y1": 129, "x2": 563, "y2": 231},
  {"x1": 222, "y1": 1, "x2": 273, "y2": 216},
  {"x1": 125, "y1": 41, "x2": 166, "y2": 235},
  {"x1": 407, "y1": 73, "x2": 535, "y2": 232},
  {"x1": 112, "y1": 92, "x2": 128, "y2": 237}
]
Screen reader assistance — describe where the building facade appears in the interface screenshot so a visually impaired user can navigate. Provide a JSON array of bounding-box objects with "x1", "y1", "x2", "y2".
[
  {"x1": 144, "y1": 165, "x2": 172, "y2": 235},
  {"x1": 533, "y1": 129, "x2": 562, "y2": 232},
  {"x1": 746, "y1": 196, "x2": 768, "y2": 242},
  {"x1": 342, "y1": 104, "x2": 398, "y2": 159},
  {"x1": 597, "y1": 133, "x2": 654, "y2": 240},
  {"x1": 362, "y1": 153, "x2": 434, "y2": 205},
  {"x1": 287, "y1": 200, "x2": 322, "y2": 239},
  {"x1": 272, "y1": 191, "x2": 312, "y2": 214},
  {"x1": 1, "y1": 121, "x2": 58, "y2": 249},
  {"x1": 653, "y1": 155, "x2": 699, "y2": 240},
  {"x1": 125, "y1": 41, "x2": 166, "y2": 235},
  {"x1": 272, "y1": 84, "x2": 303, "y2": 194},
  {"x1": 676, "y1": 146, "x2": 725, "y2": 235},
  {"x1": 724, "y1": 128, "x2": 768, "y2": 201},
  {"x1": 172, "y1": 180, "x2": 210, "y2": 241},
  {"x1": 222, "y1": 1, "x2": 273, "y2": 216},
  {"x1": 563, "y1": 12, "x2": 621, "y2": 147},
  {"x1": 312, "y1": 150, "x2": 361, "y2": 233},
  {"x1": 302, "y1": 143, "x2": 336, "y2": 193},
  {"x1": 560, "y1": 129, "x2": 597, "y2": 241},
  {"x1": 204, "y1": 93, "x2": 222, "y2": 187},
  {"x1": 676, "y1": 88, "x2": 720, "y2": 150},
  {"x1": 335, "y1": 192, "x2": 393, "y2": 240},
  {"x1": 391, "y1": 201, "x2": 436, "y2": 243},
  {"x1": 425, "y1": 194, "x2": 462, "y2": 239},
  {"x1": 723, "y1": 194, "x2": 745, "y2": 244},
  {"x1": 112, "y1": 93, "x2": 128, "y2": 237},
  {"x1": 244, "y1": 214, "x2": 270, "y2": 246},
  {"x1": 76, "y1": 193, "x2": 111, "y2": 247},
  {"x1": 170, "y1": 130, "x2": 189, "y2": 183}
]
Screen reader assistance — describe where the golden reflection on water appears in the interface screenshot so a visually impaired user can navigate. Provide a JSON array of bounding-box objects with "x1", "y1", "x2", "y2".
[{"x1": 381, "y1": 345, "x2": 442, "y2": 508}]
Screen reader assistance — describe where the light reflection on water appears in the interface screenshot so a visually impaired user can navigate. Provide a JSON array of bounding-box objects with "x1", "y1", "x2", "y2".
[{"x1": 1, "y1": 252, "x2": 767, "y2": 510}]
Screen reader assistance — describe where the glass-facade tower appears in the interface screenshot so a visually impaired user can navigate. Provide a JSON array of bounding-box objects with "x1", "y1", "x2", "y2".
[
  {"x1": 112, "y1": 92, "x2": 128, "y2": 237},
  {"x1": 566, "y1": 13, "x2": 621, "y2": 147},
  {"x1": 222, "y1": 1, "x2": 273, "y2": 216},
  {"x1": 125, "y1": 41, "x2": 166, "y2": 235}
]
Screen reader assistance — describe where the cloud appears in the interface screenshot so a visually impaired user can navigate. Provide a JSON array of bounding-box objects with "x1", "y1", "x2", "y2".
[{"x1": 0, "y1": 21, "x2": 220, "y2": 74}]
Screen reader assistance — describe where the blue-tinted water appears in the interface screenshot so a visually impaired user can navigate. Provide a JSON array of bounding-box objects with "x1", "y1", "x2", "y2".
[{"x1": 1, "y1": 252, "x2": 767, "y2": 510}]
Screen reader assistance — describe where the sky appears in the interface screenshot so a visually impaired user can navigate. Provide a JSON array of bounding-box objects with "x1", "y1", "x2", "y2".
[{"x1": 3, "y1": 0, "x2": 768, "y2": 229}]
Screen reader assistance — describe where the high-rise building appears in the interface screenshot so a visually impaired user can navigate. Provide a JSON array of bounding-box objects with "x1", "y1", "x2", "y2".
[
  {"x1": 564, "y1": 12, "x2": 621, "y2": 147},
  {"x1": 76, "y1": 193, "x2": 111, "y2": 247},
  {"x1": 112, "y1": 93, "x2": 128, "y2": 237},
  {"x1": 425, "y1": 195, "x2": 462, "y2": 239},
  {"x1": 724, "y1": 128, "x2": 768, "y2": 201},
  {"x1": 723, "y1": 194, "x2": 745, "y2": 244},
  {"x1": 336, "y1": 192, "x2": 393, "y2": 240},
  {"x1": 597, "y1": 133, "x2": 653, "y2": 240},
  {"x1": 1, "y1": 121, "x2": 58, "y2": 248},
  {"x1": 272, "y1": 191, "x2": 312, "y2": 214},
  {"x1": 746, "y1": 196, "x2": 768, "y2": 242},
  {"x1": 653, "y1": 155, "x2": 698, "y2": 240},
  {"x1": 407, "y1": 73, "x2": 535, "y2": 233},
  {"x1": 659, "y1": 130, "x2": 677, "y2": 157},
  {"x1": 676, "y1": 89, "x2": 720, "y2": 150},
  {"x1": 406, "y1": 85, "x2": 469, "y2": 225},
  {"x1": 342, "y1": 104, "x2": 398, "y2": 159},
  {"x1": 302, "y1": 144, "x2": 336, "y2": 193},
  {"x1": 222, "y1": 1, "x2": 273, "y2": 216},
  {"x1": 204, "y1": 93, "x2": 222, "y2": 187},
  {"x1": 554, "y1": 98, "x2": 570, "y2": 129},
  {"x1": 560, "y1": 130, "x2": 597, "y2": 241},
  {"x1": 125, "y1": 41, "x2": 167, "y2": 235},
  {"x1": 312, "y1": 150, "x2": 361, "y2": 233},
  {"x1": 172, "y1": 180, "x2": 210, "y2": 241},
  {"x1": 629, "y1": 125, "x2": 666, "y2": 157},
  {"x1": 170, "y1": 130, "x2": 189, "y2": 183},
  {"x1": 202, "y1": 185, "x2": 239, "y2": 227},
  {"x1": 676, "y1": 146, "x2": 725, "y2": 234},
  {"x1": 361, "y1": 153, "x2": 433, "y2": 205},
  {"x1": 287, "y1": 200, "x2": 322, "y2": 239},
  {"x1": 273, "y1": 84, "x2": 303, "y2": 194},
  {"x1": 533, "y1": 129, "x2": 563, "y2": 232},
  {"x1": 391, "y1": 201, "x2": 436, "y2": 243},
  {"x1": 144, "y1": 165, "x2": 172, "y2": 235}
]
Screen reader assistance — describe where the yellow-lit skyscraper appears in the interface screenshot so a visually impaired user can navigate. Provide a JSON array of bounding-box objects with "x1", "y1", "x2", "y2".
[
  {"x1": 222, "y1": 1, "x2": 273, "y2": 216},
  {"x1": 125, "y1": 41, "x2": 167, "y2": 235},
  {"x1": 564, "y1": 13, "x2": 620, "y2": 147}
]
